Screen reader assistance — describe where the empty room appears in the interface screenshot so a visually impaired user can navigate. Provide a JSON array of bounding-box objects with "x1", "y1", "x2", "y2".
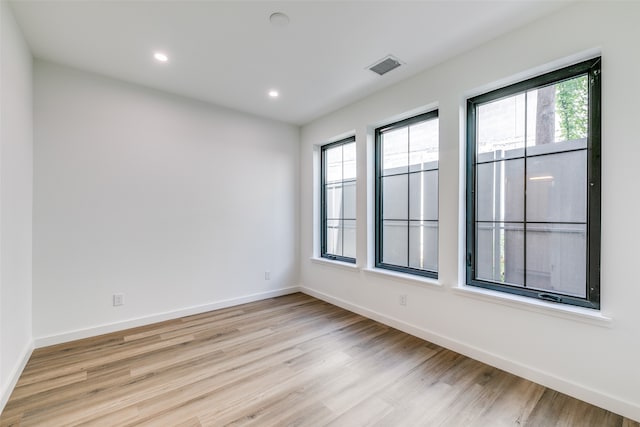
[{"x1": 1, "y1": 0, "x2": 639, "y2": 425}]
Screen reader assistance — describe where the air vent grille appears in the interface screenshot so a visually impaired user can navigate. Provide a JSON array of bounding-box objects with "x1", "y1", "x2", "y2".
[{"x1": 368, "y1": 56, "x2": 402, "y2": 76}]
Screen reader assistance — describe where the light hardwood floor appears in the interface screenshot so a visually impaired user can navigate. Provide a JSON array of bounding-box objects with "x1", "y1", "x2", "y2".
[{"x1": 1, "y1": 293, "x2": 637, "y2": 426}]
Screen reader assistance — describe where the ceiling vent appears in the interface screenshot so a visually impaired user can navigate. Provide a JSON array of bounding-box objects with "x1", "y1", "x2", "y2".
[{"x1": 368, "y1": 55, "x2": 402, "y2": 76}]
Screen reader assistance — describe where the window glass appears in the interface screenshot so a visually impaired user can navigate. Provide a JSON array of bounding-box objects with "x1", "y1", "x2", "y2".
[
  {"x1": 467, "y1": 58, "x2": 600, "y2": 309},
  {"x1": 376, "y1": 111, "x2": 439, "y2": 278},
  {"x1": 321, "y1": 137, "x2": 356, "y2": 263}
]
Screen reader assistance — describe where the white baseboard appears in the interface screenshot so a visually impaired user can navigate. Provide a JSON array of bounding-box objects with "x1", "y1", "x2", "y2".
[
  {"x1": 34, "y1": 287, "x2": 301, "y2": 348},
  {"x1": 300, "y1": 286, "x2": 640, "y2": 423},
  {"x1": 0, "y1": 341, "x2": 34, "y2": 414}
]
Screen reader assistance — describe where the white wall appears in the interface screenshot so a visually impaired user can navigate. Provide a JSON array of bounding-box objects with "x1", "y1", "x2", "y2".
[
  {"x1": 33, "y1": 61, "x2": 299, "y2": 343},
  {"x1": 0, "y1": 0, "x2": 34, "y2": 410},
  {"x1": 300, "y1": 2, "x2": 640, "y2": 421}
]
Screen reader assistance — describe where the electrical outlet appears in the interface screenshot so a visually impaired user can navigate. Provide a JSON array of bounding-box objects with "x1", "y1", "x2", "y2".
[
  {"x1": 113, "y1": 293, "x2": 124, "y2": 306},
  {"x1": 265, "y1": 271, "x2": 271, "y2": 280},
  {"x1": 399, "y1": 294, "x2": 407, "y2": 306}
]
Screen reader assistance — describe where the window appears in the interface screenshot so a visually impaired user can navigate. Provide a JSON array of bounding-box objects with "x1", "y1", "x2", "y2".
[
  {"x1": 375, "y1": 111, "x2": 439, "y2": 278},
  {"x1": 321, "y1": 137, "x2": 356, "y2": 263},
  {"x1": 466, "y1": 58, "x2": 601, "y2": 309}
]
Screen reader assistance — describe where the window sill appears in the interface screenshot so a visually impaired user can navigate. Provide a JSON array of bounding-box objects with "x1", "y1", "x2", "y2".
[
  {"x1": 309, "y1": 257, "x2": 359, "y2": 271},
  {"x1": 452, "y1": 285, "x2": 613, "y2": 328},
  {"x1": 361, "y1": 267, "x2": 442, "y2": 289}
]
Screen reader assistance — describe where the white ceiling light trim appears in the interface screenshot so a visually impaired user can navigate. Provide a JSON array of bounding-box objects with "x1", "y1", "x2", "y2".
[{"x1": 153, "y1": 52, "x2": 168, "y2": 63}]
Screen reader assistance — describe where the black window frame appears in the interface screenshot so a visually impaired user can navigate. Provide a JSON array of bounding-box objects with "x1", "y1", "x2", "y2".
[
  {"x1": 375, "y1": 110, "x2": 440, "y2": 279},
  {"x1": 320, "y1": 136, "x2": 357, "y2": 263},
  {"x1": 466, "y1": 57, "x2": 601, "y2": 309}
]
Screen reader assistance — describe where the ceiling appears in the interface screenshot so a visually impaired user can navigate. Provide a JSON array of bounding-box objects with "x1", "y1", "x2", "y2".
[{"x1": 10, "y1": 1, "x2": 570, "y2": 125}]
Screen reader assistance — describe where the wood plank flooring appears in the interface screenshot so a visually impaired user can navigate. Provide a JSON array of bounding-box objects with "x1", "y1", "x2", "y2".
[{"x1": 1, "y1": 293, "x2": 636, "y2": 426}]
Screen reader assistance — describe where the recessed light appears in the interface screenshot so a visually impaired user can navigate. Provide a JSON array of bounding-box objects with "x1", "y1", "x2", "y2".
[
  {"x1": 154, "y1": 52, "x2": 168, "y2": 62},
  {"x1": 269, "y1": 12, "x2": 290, "y2": 27},
  {"x1": 529, "y1": 175, "x2": 554, "y2": 181},
  {"x1": 269, "y1": 90, "x2": 279, "y2": 98}
]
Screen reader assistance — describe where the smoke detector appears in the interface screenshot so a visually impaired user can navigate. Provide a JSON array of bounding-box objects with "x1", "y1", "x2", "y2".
[
  {"x1": 368, "y1": 55, "x2": 403, "y2": 76},
  {"x1": 269, "y1": 12, "x2": 290, "y2": 27}
]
